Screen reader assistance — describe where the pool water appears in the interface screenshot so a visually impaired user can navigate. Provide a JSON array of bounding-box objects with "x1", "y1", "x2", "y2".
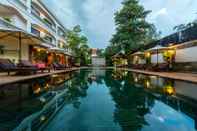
[{"x1": 0, "y1": 69, "x2": 197, "y2": 131}]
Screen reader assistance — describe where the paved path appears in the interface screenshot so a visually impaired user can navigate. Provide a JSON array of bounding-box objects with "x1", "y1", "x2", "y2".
[
  {"x1": 125, "y1": 68, "x2": 197, "y2": 83},
  {"x1": 0, "y1": 68, "x2": 79, "y2": 86}
]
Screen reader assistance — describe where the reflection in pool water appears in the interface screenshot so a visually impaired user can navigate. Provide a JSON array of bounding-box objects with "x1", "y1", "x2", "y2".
[{"x1": 0, "y1": 69, "x2": 196, "y2": 131}]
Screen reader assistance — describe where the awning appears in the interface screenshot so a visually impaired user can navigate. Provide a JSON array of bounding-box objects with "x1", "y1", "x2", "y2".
[
  {"x1": 49, "y1": 47, "x2": 73, "y2": 57},
  {"x1": 0, "y1": 18, "x2": 46, "y2": 61},
  {"x1": 50, "y1": 47, "x2": 65, "y2": 53}
]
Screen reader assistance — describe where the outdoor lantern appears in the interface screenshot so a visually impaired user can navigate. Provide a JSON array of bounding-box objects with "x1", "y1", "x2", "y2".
[
  {"x1": 167, "y1": 49, "x2": 176, "y2": 56},
  {"x1": 145, "y1": 52, "x2": 151, "y2": 58},
  {"x1": 134, "y1": 56, "x2": 139, "y2": 64},
  {"x1": 164, "y1": 85, "x2": 175, "y2": 95},
  {"x1": 145, "y1": 80, "x2": 150, "y2": 88},
  {"x1": 37, "y1": 48, "x2": 41, "y2": 52},
  {"x1": 34, "y1": 87, "x2": 41, "y2": 94},
  {"x1": 163, "y1": 49, "x2": 176, "y2": 61},
  {"x1": 44, "y1": 83, "x2": 49, "y2": 89},
  {"x1": 134, "y1": 77, "x2": 138, "y2": 83}
]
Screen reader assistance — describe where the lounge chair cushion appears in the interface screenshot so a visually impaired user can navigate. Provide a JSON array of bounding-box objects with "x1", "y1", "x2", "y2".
[
  {"x1": 36, "y1": 63, "x2": 46, "y2": 69},
  {"x1": 20, "y1": 60, "x2": 35, "y2": 67},
  {"x1": 0, "y1": 59, "x2": 16, "y2": 70}
]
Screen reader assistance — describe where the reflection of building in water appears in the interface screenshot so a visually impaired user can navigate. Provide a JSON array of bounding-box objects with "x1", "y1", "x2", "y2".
[
  {"x1": 0, "y1": 82, "x2": 44, "y2": 131},
  {"x1": 88, "y1": 69, "x2": 106, "y2": 82},
  {"x1": 92, "y1": 57, "x2": 106, "y2": 67},
  {"x1": 0, "y1": 72, "x2": 73, "y2": 130},
  {"x1": 132, "y1": 73, "x2": 176, "y2": 95},
  {"x1": 90, "y1": 69, "x2": 106, "y2": 77},
  {"x1": 144, "y1": 75, "x2": 197, "y2": 99},
  {"x1": 174, "y1": 81, "x2": 197, "y2": 100},
  {"x1": 112, "y1": 69, "x2": 128, "y2": 80},
  {"x1": 130, "y1": 72, "x2": 197, "y2": 130},
  {"x1": 49, "y1": 73, "x2": 72, "y2": 87}
]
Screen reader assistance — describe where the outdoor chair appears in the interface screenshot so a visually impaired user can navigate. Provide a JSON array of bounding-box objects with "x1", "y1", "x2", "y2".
[
  {"x1": 145, "y1": 64, "x2": 157, "y2": 71},
  {"x1": 0, "y1": 59, "x2": 37, "y2": 75},
  {"x1": 153, "y1": 63, "x2": 169, "y2": 72},
  {"x1": 132, "y1": 64, "x2": 145, "y2": 70},
  {"x1": 131, "y1": 64, "x2": 138, "y2": 69},
  {"x1": 19, "y1": 60, "x2": 50, "y2": 73},
  {"x1": 53, "y1": 63, "x2": 67, "y2": 70},
  {"x1": 137, "y1": 64, "x2": 145, "y2": 70}
]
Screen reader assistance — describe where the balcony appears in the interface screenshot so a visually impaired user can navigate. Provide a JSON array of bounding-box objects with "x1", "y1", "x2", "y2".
[
  {"x1": 16, "y1": 0, "x2": 27, "y2": 8},
  {"x1": 31, "y1": 26, "x2": 55, "y2": 45},
  {"x1": 0, "y1": 17, "x2": 23, "y2": 31},
  {"x1": 43, "y1": 35, "x2": 55, "y2": 45},
  {"x1": 31, "y1": 5, "x2": 56, "y2": 32},
  {"x1": 31, "y1": 26, "x2": 40, "y2": 37},
  {"x1": 58, "y1": 28, "x2": 66, "y2": 38}
]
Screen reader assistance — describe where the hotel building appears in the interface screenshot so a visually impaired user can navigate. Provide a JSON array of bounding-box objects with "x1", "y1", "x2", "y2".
[
  {"x1": 0, "y1": 0, "x2": 72, "y2": 65},
  {"x1": 128, "y1": 24, "x2": 197, "y2": 72}
]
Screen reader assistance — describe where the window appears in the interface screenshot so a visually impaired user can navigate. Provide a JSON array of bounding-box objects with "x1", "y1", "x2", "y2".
[{"x1": 31, "y1": 27, "x2": 40, "y2": 36}]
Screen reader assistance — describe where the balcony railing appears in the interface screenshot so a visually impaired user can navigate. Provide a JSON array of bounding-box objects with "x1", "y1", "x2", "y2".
[
  {"x1": 43, "y1": 35, "x2": 53, "y2": 43},
  {"x1": 58, "y1": 28, "x2": 66, "y2": 38},
  {"x1": 31, "y1": 26, "x2": 56, "y2": 45},
  {"x1": 16, "y1": 0, "x2": 27, "y2": 9},
  {"x1": 0, "y1": 17, "x2": 23, "y2": 31},
  {"x1": 31, "y1": 27, "x2": 40, "y2": 37},
  {"x1": 43, "y1": 34, "x2": 56, "y2": 45},
  {"x1": 31, "y1": 6, "x2": 56, "y2": 32}
]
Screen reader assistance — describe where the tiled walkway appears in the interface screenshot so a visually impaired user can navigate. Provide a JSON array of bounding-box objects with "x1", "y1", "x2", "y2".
[
  {"x1": 0, "y1": 68, "x2": 79, "y2": 86},
  {"x1": 126, "y1": 68, "x2": 197, "y2": 83}
]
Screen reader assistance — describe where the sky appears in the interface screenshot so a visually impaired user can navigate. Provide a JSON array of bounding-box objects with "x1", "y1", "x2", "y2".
[{"x1": 43, "y1": 0, "x2": 197, "y2": 49}]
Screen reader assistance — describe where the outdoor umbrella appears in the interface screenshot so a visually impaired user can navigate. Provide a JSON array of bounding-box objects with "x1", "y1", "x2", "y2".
[
  {"x1": 146, "y1": 45, "x2": 170, "y2": 65},
  {"x1": 0, "y1": 18, "x2": 45, "y2": 62},
  {"x1": 112, "y1": 51, "x2": 126, "y2": 59},
  {"x1": 131, "y1": 51, "x2": 144, "y2": 56},
  {"x1": 131, "y1": 51, "x2": 145, "y2": 65}
]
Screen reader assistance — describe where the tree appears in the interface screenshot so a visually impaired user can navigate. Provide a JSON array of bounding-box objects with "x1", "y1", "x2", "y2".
[
  {"x1": 173, "y1": 24, "x2": 187, "y2": 32},
  {"x1": 173, "y1": 18, "x2": 197, "y2": 32},
  {"x1": 104, "y1": 45, "x2": 120, "y2": 66},
  {"x1": 110, "y1": 0, "x2": 157, "y2": 54},
  {"x1": 103, "y1": 70, "x2": 155, "y2": 131},
  {"x1": 66, "y1": 25, "x2": 91, "y2": 66},
  {"x1": 96, "y1": 49, "x2": 105, "y2": 57}
]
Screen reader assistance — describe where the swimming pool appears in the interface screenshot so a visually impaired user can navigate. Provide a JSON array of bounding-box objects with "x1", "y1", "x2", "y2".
[{"x1": 0, "y1": 69, "x2": 197, "y2": 131}]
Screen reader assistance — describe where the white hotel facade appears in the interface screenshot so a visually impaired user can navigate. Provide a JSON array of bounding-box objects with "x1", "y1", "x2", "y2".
[{"x1": 0, "y1": 0, "x2": 72, "y2": 63}]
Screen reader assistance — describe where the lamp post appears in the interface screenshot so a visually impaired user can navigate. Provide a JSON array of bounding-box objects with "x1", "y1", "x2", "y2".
[
  {"x1": 18, "y1": 32, "x2": 22, "y2": 62},
  {"x1": 156, "y1": 48, "x2": 159, "y2": 67}
]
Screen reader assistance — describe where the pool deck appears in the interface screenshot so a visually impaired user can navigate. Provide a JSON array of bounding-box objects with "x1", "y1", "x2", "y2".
[
  {"x1": 0, "y1": 68, "x2": 79, "y2": 86},
  {"x1": 1, "y1": 67, "x2": 197, "y2": 86},
  {"x1": 125, "y1": 68, "x2": 197, "y2": 83}
]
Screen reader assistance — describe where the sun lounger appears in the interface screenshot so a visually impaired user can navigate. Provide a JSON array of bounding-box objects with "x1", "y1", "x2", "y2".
[
  {"x1": 53, "y1": 63, "x2": 67, "y2": 70},
  {"x1": 19, "y1": 60, "x2": 50, "y2": 73},
  {"x1": 0, "y1": 59, "x2": 37, "y2": 75},
  {"x1": 132, "y1": 64, "x2": 145, "y2": 70},
  {"x1": 152, "y1": 63, "x2": 169, "y2": 72}
]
